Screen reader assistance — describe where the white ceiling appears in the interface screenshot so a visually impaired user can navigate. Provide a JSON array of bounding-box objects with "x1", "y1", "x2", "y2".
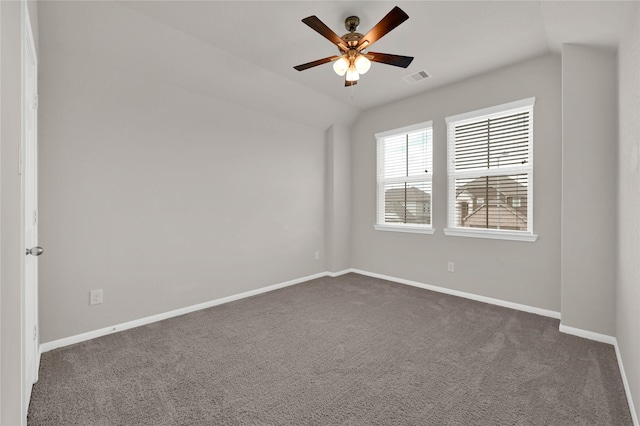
[{"x1": 118, "y1": 1, "x2": 636, "y2": 113}]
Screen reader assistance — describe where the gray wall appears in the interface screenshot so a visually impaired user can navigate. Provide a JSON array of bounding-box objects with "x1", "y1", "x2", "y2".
[
  {"x1": 350, "y1": 54, "x2": 562, "y2": 312},
  {"x1": 617, "y1": 4, "x2": 640, "y2": 421},
  {"x1": 325, "y1": 124, "x2": 351, "y2": 273},
  {"x1": 38, "y1": 2, "x2": 327, "y2": 343},
  {"x1": 560, "y1": 45, "x2": 617, "y2": 336}
]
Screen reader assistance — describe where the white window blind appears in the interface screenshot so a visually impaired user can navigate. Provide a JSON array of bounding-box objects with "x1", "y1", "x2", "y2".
[
  {"x1": 446, "y1": 98, "x2": 535, "y2": 240},
  {"x1": 375, "y1": 121, "x2": 433, "y2": 233}
]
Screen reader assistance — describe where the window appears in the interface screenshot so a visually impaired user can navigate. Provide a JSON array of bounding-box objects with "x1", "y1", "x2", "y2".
[
  {"x1": 445, "y1": 98, "x2": 537, "y2": 242},
  {"x1": 375, "y1": 121, "x2": 434, "y2": 234}
]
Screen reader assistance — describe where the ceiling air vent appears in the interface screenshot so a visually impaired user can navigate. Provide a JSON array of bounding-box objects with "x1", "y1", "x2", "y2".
[{"x1": 403, "y1": 70, "x2": 430, "y2": 84}]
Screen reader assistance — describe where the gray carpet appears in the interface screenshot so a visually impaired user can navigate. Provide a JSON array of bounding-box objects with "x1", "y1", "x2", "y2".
[{"x1": 28, "y1": 273, "x2": 632, "y2": 425}]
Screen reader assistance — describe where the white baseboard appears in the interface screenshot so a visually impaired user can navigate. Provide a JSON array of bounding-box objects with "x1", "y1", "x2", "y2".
[
  {"x1": 350, "y1": 268, "x2": 561, "y2": 319},
  {"x1": 558, "y1": 323, "x2": 616, "y2": 345},
  {"x1": 40, "y1": 271, "x2": 329, "y2": 353},
  {"x1": 40, "y1": 268, "x2": 560, "y2": 352},
  {"x1": 614, "y1": 340, "x2": 639, "y2": 426},
  {"x1": 326, "y1": 269, "x2": 353, "y2": 277}
]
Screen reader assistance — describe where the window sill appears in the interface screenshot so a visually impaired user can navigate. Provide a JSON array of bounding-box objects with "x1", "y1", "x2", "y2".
[
  {"x1": 443, "y1": 227, "x2": 538, "y2": 242},
  {"x1": 374, "y1": 224, "x2": 436, "y2": 235}
]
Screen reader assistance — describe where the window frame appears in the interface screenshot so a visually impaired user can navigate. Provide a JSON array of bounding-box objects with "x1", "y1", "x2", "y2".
[
  {"x1": 444, "y1": 98, "x2": 538, "y2": 242},
  {"x1": 374, "y1": 121, "x2": 435, "y2": 235}
]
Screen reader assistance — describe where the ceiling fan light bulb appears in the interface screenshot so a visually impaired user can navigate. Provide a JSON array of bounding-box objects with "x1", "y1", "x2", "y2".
[
  {"x1": 333, "y1": 57, "x2": 349, "y2": 76},
  {"x1": 355, "y1": 55, "x2": 371, "y2": 74},
  {"x1": 346, "y1": 67, "x2": 360, "y2": 82}
]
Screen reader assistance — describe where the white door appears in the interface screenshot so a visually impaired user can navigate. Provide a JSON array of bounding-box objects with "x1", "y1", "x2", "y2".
[{"x1": 22, "y1": 1, "x2": 40, "y2": 416}]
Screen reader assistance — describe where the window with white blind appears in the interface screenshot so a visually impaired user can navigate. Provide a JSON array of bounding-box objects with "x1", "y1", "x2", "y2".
[
  {"x1": 444, "y1": 98, "x2": 537, "y2": 242},
  {"x1": 375, "y1": 121, "x2": 434, "y2": 234}
]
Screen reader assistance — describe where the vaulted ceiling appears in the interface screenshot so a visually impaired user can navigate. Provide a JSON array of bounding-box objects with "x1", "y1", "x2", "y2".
[{"x1": 40, "y1": 1, "x2": 637, "y2": 129}]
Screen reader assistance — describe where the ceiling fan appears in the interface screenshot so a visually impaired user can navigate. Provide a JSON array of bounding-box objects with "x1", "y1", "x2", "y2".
[{"x1": 294, "y1": 6, "x2": 414, "y2": 87}]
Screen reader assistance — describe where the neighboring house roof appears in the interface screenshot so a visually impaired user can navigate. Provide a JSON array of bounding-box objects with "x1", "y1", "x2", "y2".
[
  {"x1": 385, "y1": 186, "x2": 431, "y2": 202},
  {"x1": 456, "y1": 176, "x2": 527, "y2": 230},
  {"x1": 384, "y1": 186, "x2": 431, "y2": 224},
  {"x1": 456, "y1": 175, "x2": 527, "y2": 200}
]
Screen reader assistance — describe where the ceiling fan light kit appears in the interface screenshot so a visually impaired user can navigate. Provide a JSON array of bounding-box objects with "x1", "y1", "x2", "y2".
[
  {"x1": 333, "y1": 57, "x2": 349, "y2": 76},
  {"x1": 335, "y1": 50, "x2": 370, "y2": 81},
  {"x1": 355, "y1": 55, "x2": 372, "y2": 74},
  {"x1": 294, "y1": 6, "x2": 414, "y2": 87},
  {"x1": 346, "y1": 66, "x2": 360, "y2": 82}
]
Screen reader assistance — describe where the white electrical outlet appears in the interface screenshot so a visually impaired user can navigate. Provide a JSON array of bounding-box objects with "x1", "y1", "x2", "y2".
[
  {"x1": 90, "y1": 289, "x2": 103, "y2": 305},
  {"x1": 447, "y1": 262, "x2": 455, "y2": 273},
  {"x1": 315, "y1": 251, "x2": 320, "y2": 260}
]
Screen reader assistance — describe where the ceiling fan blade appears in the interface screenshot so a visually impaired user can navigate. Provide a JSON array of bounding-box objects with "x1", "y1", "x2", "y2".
[
  {"x1": 302, "y1": 16, "x2": 348, "y2": 51},
  {"x1": 358, "y1": 6, "x2": 409, "y2": 49},
  {"x1": 367, "y1": 52, "x2": 414, "y2": 68},
  {"x1": 345, "y1": 80, "x2": 357, "y2": 87},
  {"x1": 294, "y1": 56, "x2": 340, "y2": 71}
]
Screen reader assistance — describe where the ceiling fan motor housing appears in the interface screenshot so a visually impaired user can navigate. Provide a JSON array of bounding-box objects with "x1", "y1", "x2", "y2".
[{"x1": 343, "y1": 16, "x2": 364, "y2": 48}]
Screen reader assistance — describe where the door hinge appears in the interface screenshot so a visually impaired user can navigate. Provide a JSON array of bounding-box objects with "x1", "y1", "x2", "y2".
[
  {"x1": 33, "y1": 210, "x2": 38, "y2": 225},
  {"x1": 33, "y1": 94, "x2": 38, "y2": 110},
  {"x1": 33, "y1": 325, "x2": 37, "y2": 341}
]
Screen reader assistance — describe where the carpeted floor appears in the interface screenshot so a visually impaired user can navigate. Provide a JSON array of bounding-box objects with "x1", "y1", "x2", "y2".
[{"x1": 28, "y1": 273, "x2": 632, "y2": 425}]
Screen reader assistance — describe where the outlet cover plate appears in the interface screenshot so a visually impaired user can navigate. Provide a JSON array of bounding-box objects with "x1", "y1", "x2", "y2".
[{"x1": 90, "y1": 289, "x2": 103, "y2": 305}]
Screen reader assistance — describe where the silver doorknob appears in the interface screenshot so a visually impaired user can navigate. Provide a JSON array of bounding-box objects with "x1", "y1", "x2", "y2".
[{"x1": 26, "y1": 246, "x2": 44, "y2": 256}]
